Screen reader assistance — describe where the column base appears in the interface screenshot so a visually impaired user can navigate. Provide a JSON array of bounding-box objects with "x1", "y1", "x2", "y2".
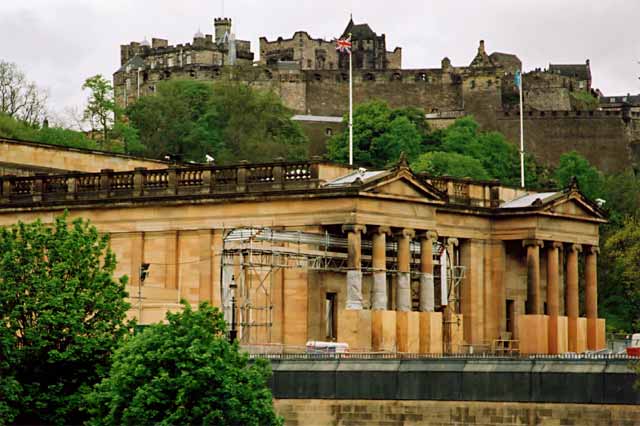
[
  {"x1": 517, "y1": 314, "x2": 549, "y2": 354},
  {"x1": 337, "y1": 309, "x2": 372, "y2": 351},
  {"x1": 372, "y1": 310, "x2": 396, "y2": 352},
  {"x1": 396, "y1": 311, "x2": 420, "y2": 353},
  {"x1": 419, "y1": 312, "x2": 442, "y2": 354}
]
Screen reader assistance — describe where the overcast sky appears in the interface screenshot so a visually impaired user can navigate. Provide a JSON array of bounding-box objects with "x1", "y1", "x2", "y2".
[{"x1": 1, "y1": 0, "x2": 639, "y2": 118}]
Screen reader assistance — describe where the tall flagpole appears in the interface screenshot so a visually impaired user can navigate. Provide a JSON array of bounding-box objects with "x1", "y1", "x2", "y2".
[
  {"x1": 348, "y1": 33, "x2": 353, "y2": 166},
  {"x1": 518, "y1": 70, "x2": 525, "y2": 188}
]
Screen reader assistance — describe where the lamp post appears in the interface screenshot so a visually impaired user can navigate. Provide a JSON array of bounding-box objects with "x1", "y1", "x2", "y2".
[{"x1": 229, "y1": 275, "x2": 238, "y2": 343}]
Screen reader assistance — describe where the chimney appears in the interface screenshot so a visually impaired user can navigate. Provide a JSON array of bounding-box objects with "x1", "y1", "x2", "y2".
[{"x1": 478, "y1": 40, "x2": 486, "y2": 55}]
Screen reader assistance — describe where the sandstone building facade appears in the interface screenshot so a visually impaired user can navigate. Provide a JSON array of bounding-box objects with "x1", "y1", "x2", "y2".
[{"x1": 0, "y1": 154, "x2": 607, "y2": 355}]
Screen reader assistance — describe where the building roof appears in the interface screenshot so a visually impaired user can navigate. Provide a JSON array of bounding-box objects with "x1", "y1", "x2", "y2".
[
  {"x1": 324, "y1": 170, "x2": 386, "y2": 187},
  {"x1": 292, "y1": 115, "x2": 343, "y2": 123},
  {"x1": 549, "y1": 63, "x2": 590, "y2": 81},
  {"x1": 600, "y1": 94, "x2": 640, "y2": 106},
  {"x1": 117, "y1": 55, "x2": 146, "y2": 73},
  {"x1": 341, "y1": 18, "x2": 378, "y2": 40},
  {"x1": 500, "y1": 192, "x2": 559, "y2": 208}
]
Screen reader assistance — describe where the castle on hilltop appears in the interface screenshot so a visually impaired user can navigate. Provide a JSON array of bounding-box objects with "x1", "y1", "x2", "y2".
[{"x1": 113, "y1": 17, "x2": 640, "y2": 173}]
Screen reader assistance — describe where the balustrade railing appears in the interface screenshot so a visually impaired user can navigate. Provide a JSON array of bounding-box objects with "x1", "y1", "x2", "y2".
[{"x1": 0, "y1": 160, "x2": 322, "y2": 205}]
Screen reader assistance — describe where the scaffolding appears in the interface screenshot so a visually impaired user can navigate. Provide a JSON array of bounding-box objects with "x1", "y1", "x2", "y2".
[{"x1": 221, "y1": 227, "x2": 465, "y2": 347}]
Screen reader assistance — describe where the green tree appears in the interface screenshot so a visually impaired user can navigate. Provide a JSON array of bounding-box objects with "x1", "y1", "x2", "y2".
[
  {"x1": 82, "y1": 74, "x2": 117, "y2": 142},
  {"x1": 602, "y1": 217, "x2": 640, "y2": 332},
  {"x1": 87, "y1": 302, "x2": 282, "y2": 426},
  {"x1": 127, "y1": 80, "x2": 307, "y2": 163},
  {"x1": 327, "y1": 100, "x2": 423, "y2": 167},
  {"x1": 411, "y1": 151, "x2": 490, "y2": 180},
  {"x1": 439, "y1": 116, "x2": 526, "y2": 186},
  {"x1": 553, "y1": 151, "x2": 604, "y2": 199},
  {"x1": 0, "y1": 214, "x2": 131, "y2": 426}
]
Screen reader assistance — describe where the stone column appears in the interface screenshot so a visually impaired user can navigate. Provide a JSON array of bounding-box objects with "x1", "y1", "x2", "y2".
[
  {"x1": 343, "y1": 224, "x2": 366, "y2": 310},
  {"x1": 523, "y1": 240, "x2": 544, "y2": 315},
  {"x1": 371, "y1": 226, "x2": 391, "y2": 310},
  {"x1": 547, "y1": 242, "x2": 562, "y2": 354},
  {"x1": 396, "y1": 228, "x2": 415, "y2": 312},
  {"x1": 566, "y1": 244, "x2": 582, "y2": 352},
  {"x1": 419, "y1": 231, "x2": 438, "y2": 312},
  {"x1": 585, "y1": 245, "x2": 599, "y2": 350}
]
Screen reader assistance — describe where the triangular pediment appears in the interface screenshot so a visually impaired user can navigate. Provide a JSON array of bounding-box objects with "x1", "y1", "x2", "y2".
[
  {"x1": 542, "y1": 192, "x2": 605, "y2": 220},
  {"x1": 361, "y1": 169, "x2": 445, "y2": 201}
]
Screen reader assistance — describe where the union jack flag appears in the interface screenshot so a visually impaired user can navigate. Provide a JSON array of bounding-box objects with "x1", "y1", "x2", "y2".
[{"x1": 336, "y1": 36, "x2": 352, "y2": 54}]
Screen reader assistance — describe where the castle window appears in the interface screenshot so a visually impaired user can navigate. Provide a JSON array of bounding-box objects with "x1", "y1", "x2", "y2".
[
  {"x1": 416, "y1": 73, "x2": 427, "y2": 82},
  {"x1": 391, "y1": 73, "x2": 402, "y2": 81},
  {"x1": 325, "y1": 128, "x2": 333, "y2": 137},
  {"x1": 314, "y1": 74, "x2": 322, "y2": 82},
  {"x1": 341, "y1": 73, "x2": 349, "y2": 82},
  {"x1": 189, "y1": 70, "x2": 196, "y2": 78},
  {"x1": 307, "y1": 59, "x2": 313, "y2": 68},
  {"x1": 470, "y1": 80, "x2": 476, "y2": 89},
  {"x1": 364, "y1": 73, "x2": 375, "y2": 81},
  {"x1": 186, "y1": 55, "x2": 192, "y2": 65}
]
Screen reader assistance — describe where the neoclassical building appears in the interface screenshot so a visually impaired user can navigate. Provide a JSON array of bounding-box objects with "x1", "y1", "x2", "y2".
[{"x1": 0, "y1": 157, "x2": 606, "y2": 354}]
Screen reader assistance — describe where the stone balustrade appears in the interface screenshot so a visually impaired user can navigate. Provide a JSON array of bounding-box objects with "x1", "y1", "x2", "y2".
[{"x1": 0, "y1": 160, "x2": 321, "y2": 205}]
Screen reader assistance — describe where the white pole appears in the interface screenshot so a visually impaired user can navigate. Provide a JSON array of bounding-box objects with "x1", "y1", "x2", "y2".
[
  {"x1": 349, "y1": 35, "x2": 354, "y2": 166},
  {"x1": 519, "y1": 71, "x2": 525, "y2": 189}
]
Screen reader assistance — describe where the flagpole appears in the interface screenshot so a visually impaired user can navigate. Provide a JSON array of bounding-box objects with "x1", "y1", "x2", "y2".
[
  {"x1": 348, "y1": 33, "x2": 353, "y2": 166},
  {"x1": 518, "y1": 70, "x2": 525, "y2": 188}
]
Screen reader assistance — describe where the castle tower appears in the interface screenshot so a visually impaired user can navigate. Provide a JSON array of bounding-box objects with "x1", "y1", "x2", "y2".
[{"x1": 215, "y1": 18, "x2": 232, "y2": 43}]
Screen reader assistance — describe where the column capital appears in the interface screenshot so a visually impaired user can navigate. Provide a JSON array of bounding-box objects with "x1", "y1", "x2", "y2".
[
  {"x1": 396, "y1": 228, "x2": 415, "y2": 239},
  {"x1": 446, "y1": 237, "x2": 459, "y2": 247},
  {"x1": 342, "y1": 224, "x2": 367, "y2": 234},
  {"x1": 371, "y1": 225, "x2": 392, "y2": 236},
  {"x1": 549, "y1": 241, "x2": 564, "y2": 249},
  {"x1": 522, "y1": 239, "x2": 544, "y2": 248},
  {"x1": 586, "y1": 245, "x2": 600, "y2": 255},
  {"x1": 569, "y1": 244, "x2": 583, "y2": 253},
  {"x1": 418, "y1": 230, "x2": 439, "y2": 241}
]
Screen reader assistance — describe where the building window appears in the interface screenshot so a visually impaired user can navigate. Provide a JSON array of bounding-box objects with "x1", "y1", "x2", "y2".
[
  {"x1": 325, "y1": 293, "x2": 337, "y2": 341},
  {"x1": 506, "y1": 299, "x2": 515, "y2": 333},
  {"x1": 167, "y1": 57, "x2": 174, "y2": 67},
  {"x1": 470, "y1": 80, "x2": 476, "y2": 89},
  {"x1": 325, "y1": 128, "x2": 333, "y2": 137},
  {"x1": 307, "y1": 59, "x2": 313, "y2": 68},
  {"x1": 186, "y1": 55, "x2": 192, "y2": 65}
]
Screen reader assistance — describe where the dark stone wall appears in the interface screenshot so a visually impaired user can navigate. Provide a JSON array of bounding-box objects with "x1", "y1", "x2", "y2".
[
  {"x1": 495, "y1": 112, "x2": 634, "y2": 173},
  {"x1": 304, "y1": 70, "x2": 464, "y2": 117},
  {"x1": 266, "y1": 358, "x2": 640, "y2": 405}
]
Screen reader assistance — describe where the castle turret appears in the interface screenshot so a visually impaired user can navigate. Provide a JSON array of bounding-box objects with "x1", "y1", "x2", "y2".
[{"x1": 215, "y1": 18, "x2": 232, "y2": 43}]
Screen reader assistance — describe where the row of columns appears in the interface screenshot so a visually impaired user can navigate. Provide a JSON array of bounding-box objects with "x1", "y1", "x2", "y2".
[
  {"x1": 343, "y1": 225, "x2": 439, "y2": 313},
  {"x1": 523, "y1": 240, "x2": 599, "y2": 352}
]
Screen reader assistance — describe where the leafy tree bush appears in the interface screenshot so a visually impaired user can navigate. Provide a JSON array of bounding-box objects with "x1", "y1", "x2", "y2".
[
  {"x1": 0, "y1": 214, "x2": 131, "y2": 425},
  {"x1": 127, "y1": 80, "x2": 308, "y2": 163},
  {"x1": 602, "y1": 217, "x2": 640, "y2": 332},
  {"x1": 327, "y1": 100, "x2": 423, "y2": 167},
  {"x1": 87, "y1": 302, "x2": 282, "y2": 426},
  {"x1": 553, "y1": 151, "x2": 604, "y2": 199},
  {"x1": 411, "y1": 151, "x2": 490, "y2": 180}
]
